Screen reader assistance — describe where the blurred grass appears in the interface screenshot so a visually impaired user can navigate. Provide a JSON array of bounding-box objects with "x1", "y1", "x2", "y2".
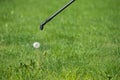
[{"x1": 0, "y1": 0, "x2": 120, "y2": 80}]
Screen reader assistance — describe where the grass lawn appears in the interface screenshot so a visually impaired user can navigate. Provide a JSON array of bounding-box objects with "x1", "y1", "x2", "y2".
[{"x1": 0, "y1": 0, "x2": 120, "y2": 80}]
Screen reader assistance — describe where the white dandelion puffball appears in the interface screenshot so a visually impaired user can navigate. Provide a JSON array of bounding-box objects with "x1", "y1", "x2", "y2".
[{"x1": 33, "y1": 42, "x2": 40, "y2": 48}]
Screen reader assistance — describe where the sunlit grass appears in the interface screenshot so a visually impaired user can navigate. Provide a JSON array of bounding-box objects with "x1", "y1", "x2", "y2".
[{"x1": 0, "y1": 0, "x2": 120, "y2": 80}]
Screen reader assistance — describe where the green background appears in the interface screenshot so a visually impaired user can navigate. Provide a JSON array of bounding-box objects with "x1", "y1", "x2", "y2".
[{"x1": 0, "y1": 0, "x2": 120, "y2": 80}]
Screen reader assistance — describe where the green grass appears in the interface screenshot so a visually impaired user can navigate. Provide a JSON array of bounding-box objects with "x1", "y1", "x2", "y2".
[{"x1": 0, "y1": 0, "x2": 120, "y2": 80}]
